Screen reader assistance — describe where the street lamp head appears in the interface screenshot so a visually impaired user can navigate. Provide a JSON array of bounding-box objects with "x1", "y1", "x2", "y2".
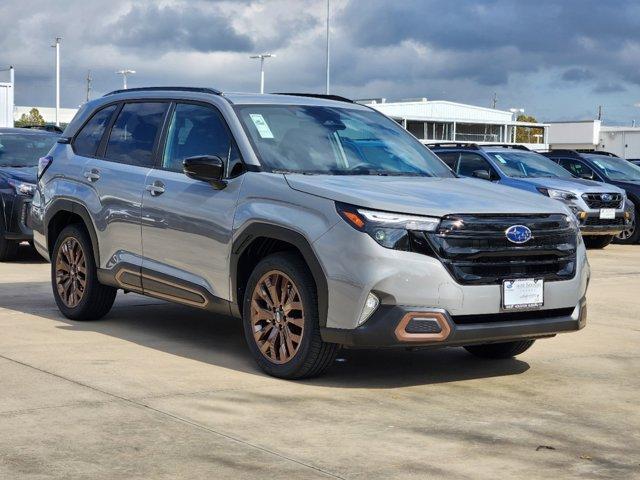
[{"x1": 250, "y1": 53, "x2": 276, "y2": 59}]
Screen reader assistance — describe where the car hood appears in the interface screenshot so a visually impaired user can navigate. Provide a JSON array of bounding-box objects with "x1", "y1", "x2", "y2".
[
  {"x1": 0, "y1": 166, "x2": 37, "y2": 183},
  {"x1": 285, "y1": 175, "x2": 569, "y2": 217},
  {"x1": 507, "y1": 177, "x2": 625, "y2": 195},
  {"x1": 608, "y1": 179, "x2": 640, "y2": 195}
]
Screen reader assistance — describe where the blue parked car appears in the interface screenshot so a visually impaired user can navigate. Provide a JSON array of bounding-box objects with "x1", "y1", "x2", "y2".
[{"x1": 429, "y1": 143, "x2": 629, "y2": 249}]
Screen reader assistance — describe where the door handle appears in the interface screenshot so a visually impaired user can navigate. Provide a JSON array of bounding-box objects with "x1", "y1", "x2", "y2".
[
  {"x1": 146, "y1": 181, "x2": 166, "y2": 196},
  {"x1": 83, "y1": 169, "x2": 100, "y2": 182}
]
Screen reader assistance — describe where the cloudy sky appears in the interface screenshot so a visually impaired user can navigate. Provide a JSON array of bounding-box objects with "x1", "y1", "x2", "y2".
[{"x1": 2, "y1": 0, "x2": 640, "y2": 124}]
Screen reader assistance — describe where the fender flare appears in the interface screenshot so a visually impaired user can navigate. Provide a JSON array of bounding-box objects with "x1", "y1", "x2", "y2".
[
  {"x1": 230, "y1": 222, "x2": 329, "y2": 327},
  {"x1": 44, "y1": 199, "x2": 101, "y2": 266}
]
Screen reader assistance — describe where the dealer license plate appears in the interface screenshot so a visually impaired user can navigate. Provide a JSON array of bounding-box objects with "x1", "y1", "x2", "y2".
[
  {"x1": 502, "y1": 278, "x2": 544, "y2": 310},
  {"x1": 600, "y1": 208, "x2": 616, "y2": 219}
]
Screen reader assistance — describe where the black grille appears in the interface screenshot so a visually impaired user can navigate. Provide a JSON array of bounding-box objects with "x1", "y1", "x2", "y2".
[
  {"x1": 582, "y1": 192, "x2": 623, "y2": 209},
  {"x1": 419, "y1": 214, "x2": 577, "y2": 285},
  {"x1": 583, "y1": 217, "x2": 624, "y2": 227},
  {"x1": 452, "y1": 307, "x2": 575, "y2": 325},
  {"x1": 405, "y1": 318, "x2": 442, "y2": 334}
]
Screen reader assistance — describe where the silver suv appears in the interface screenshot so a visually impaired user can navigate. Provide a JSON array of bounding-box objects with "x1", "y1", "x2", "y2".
[{"x1": 30, "y1": 88, "x2": 589, "y2": 379}]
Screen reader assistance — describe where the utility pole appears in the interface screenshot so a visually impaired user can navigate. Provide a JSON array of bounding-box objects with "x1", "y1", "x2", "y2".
[
  {"x1": 52, "y1": 37, "x2": 61, "y2": 126},
  {"x1": 85, "y1": 70, "x2": 92, "y2": 102},
  {"x1": 325, "y1": 0, "x2": 331, "y2": 94},
  {"x1": 249, "y1": 54, "x2": 275, "y2": 94},
  {"x1": 116, "y1": 69, "x2": 136, "y2": 90},
  {"x1": 597, "y1": 105, "x2": 602, "y2": 121},
  {"x1": 492, "y1": 92, "x2": 497, "y2": 109}
]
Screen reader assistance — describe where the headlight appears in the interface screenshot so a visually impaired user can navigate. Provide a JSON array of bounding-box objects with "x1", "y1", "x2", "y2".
[
  {"x1": 7, "y1": 179, "x2": 36, "y2": 196},
  {"x1": 537, "y1": 187, "x2": 578, "y2": 202},
  {"x1": 336, "y1": 202, "x2": 440, "y2": 250}
]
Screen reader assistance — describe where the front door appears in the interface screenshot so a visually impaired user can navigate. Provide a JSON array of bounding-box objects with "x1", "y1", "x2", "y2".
[{"x1": 140, "y1": 102, "x2": 244, "y2": 304}]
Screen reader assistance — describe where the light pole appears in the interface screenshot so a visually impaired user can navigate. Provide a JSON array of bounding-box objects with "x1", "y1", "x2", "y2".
[
  {"x1": 249, "y1": 54, "x2": 275, "y2": 94},
  {"x1": 325, "y1": 0, "x2": 330, "y2": 94},
  {"x1": 51, "y1": 37, "x2": 61, "y2": 126},
  {"x1": 116, "y1": 69, "x2": 136, "y2": 89}
]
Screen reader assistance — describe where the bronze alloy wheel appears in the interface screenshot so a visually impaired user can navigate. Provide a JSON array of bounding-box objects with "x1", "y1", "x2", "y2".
[
  {"x1": 250, "y1": 270, "x2": 304, "y2": 364},
  {"x1": 55, "y1": 237, "x2": 87, "y2": 308}
]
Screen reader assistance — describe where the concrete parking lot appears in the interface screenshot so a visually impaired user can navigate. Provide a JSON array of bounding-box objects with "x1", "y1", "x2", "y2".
[{"x1": 0, "y1": 245, "x2": 638, "y2": 479}]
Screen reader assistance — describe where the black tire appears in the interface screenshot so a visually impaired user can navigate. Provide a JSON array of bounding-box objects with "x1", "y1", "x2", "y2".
[
  {"x1": 0, "y1": 213, "x2": 18, "y2": 262},
  {"x1": 614, "y1": 200, "x2": 640, "y2": 244},
  {"x1": 242, "y1": 252, "x2": 339, "y2": 379},
  {"x1": 464, "y1": 340, "x2": 535, "y2": 359},
  {"x1": 583, "y1": 235, "x2": 614, "y2": 249},
  {"x1": 51, "y1": 224, "x2": 117, "y2": 320}
]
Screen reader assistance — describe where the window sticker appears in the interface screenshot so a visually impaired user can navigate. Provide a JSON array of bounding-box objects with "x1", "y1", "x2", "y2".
[
  {"x1": 495, "y1": 154, "x2": 507, "y2": 164},
  {"x1": 249, "y1": 114, "x2": 274, "y2": 139}
]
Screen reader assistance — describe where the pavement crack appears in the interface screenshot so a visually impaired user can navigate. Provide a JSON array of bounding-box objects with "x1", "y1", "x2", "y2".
[{"x1": 0, "y1": 353, "x2": 346, "y2": 480}]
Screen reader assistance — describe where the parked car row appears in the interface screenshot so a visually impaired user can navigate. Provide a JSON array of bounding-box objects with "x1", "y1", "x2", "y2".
[
  {"x1": 428, "y1": 143, "x2": 638, "y2": 248},
  {"x1": 0, "y1": 89, "x2": 617, "y2": 379}
]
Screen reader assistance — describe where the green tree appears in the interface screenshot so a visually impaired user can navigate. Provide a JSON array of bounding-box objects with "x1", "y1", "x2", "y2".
[
  {"x1": 15, "y1": 108, "x2": 45, "y2": 127},
  {"x1": 515, "y1": 114, "x2": 544, "y2": 144}
]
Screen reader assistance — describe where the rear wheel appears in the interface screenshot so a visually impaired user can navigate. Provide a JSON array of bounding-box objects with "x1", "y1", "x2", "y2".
[
  {"x1": 52, "y1": 224, "x2": 117, "y2": 320},
  {"x1": 0, "y1": 214, "x2": 18, "y2": 261},
  {"x1": 583, "y1": 235, "x2": 614, "y2": 249},
  {"x1": 464, "y1": 340, "x2": 535, "y2": 359},
  {"x1": 242, "y1": 252, "x2": 339, "y2": 379}
]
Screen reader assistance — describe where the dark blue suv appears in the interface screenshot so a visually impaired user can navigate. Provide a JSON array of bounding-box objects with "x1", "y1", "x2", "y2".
[
  {"x1": 0, "y1": 128, "x2": 60, "y2": 260},
  {"x1": 541, "y1": 150, "x2": 640, "y2": 244}
]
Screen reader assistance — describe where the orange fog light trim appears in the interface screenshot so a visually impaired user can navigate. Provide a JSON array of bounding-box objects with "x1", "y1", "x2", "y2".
[{"x1": 394, "y1": 311, "x2": 451, "y2": 343}]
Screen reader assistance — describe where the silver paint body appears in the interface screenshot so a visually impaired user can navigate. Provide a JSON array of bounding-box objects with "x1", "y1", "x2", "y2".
[{"x1": 33, "y1": 91, "x2": 589, "y2": 331}]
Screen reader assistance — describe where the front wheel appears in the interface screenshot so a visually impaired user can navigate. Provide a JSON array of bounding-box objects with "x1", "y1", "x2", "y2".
[
  {"x1": 242, "y1": 252, "x2": 339, "y2": 379},
  {"x1": 614, "y1": 201, "x2": 639, "y2": 244},
  {"x1": 0, "y1": 214, "x2": 18, "y2": 261},
  {"x1": 464, "y1": 340, "x2": 535, "y2": 359},
  {"x1": 52, "y1": 224, "x2": 117, "y2": 320},
  {"x1": 583, "y1": 235, "x2": 614, "y2": 249}
]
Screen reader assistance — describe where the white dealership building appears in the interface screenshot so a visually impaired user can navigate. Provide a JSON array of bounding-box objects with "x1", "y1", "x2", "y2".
[
  {"x1": 360, "y1": 98, "x2": 549, "y2": 150},
  {"x1": 548, "y1": 120, "x2": 640, "y2": 159}
]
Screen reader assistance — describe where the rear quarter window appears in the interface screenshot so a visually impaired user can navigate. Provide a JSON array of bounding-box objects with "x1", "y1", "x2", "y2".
[{"x1": 73, "y1": 105, "x2": 118, "y2": 157}]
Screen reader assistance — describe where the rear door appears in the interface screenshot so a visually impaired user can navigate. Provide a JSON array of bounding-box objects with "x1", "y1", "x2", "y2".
[
  {"x1": 140, "y1": 101, "x2": 245, "y2": 304},
  {"x1": 83, "y1": 101, "x2": 169, "y2": 269}
]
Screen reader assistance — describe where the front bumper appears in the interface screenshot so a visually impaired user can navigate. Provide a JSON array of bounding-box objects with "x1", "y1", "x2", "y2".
[
  {"x1": 578, "y1": 212, "x2": 626, "y2": 235},
  {"x1": 321, "y1": 297, "x2": 587, "y2": 348},
  {"x1": 1, "y1": 193, "x2": 33, "y2": 241}
]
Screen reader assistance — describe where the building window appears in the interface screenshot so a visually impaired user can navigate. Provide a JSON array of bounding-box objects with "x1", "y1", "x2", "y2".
[{"x1": 455, "y1": 123, "x2": 501, "y2": 143}]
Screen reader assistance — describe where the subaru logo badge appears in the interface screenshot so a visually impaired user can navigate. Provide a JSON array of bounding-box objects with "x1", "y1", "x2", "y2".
[
  {"x1": 601, "y1": 193, "x2": 612, "y2": 203},
  {"x1": 505, "y1": 225, "x2": 532, "y2": 244}
]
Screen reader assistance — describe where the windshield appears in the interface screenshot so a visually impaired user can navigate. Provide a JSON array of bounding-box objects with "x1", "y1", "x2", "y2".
[
  {"x1": 236, "y1": 105, "x2": 454, "y2": 177},
  {"x1": 585, "y1": 155, "x2": 640, "y2": 181},
  {"x1": 487, "y1": 150, "x2": 574, "y2": 178},
  {"x1": 0, "y1": 132, "x2": 58, "y2": 167}
]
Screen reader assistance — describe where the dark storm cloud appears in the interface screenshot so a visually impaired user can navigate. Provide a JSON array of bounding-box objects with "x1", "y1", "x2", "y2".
[
  {"x1": 562, "y1": 68, "x2": 595, "y2": 82},
  {"x1": 102, "y1": 3, "x2": 254, "y2": 53},
  {"x1": 593, "y1": 82, "x2": 626, "y2": 94},
  {"x1": 339, "y1": 0, "x2": 640, "y2": 86}
]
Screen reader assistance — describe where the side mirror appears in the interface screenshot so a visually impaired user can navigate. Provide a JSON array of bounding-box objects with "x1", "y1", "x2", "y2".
[
  {"x1": 183, "y1": 155, "x2": 226, "y2": 189},
  {"x1": 472, "y1": 169, "x2": 492, "y2": 181},
  {"x1": 579, "y1": 172, "x2": 594, "y2": 180}
]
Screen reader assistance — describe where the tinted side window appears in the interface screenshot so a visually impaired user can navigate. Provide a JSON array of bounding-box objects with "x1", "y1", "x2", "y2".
[
  {"x1": 162, "y1": 103, "x2": 235, "y2": 173},
  {"x1": 559, "y1": 158, "x2": 596, "y2": 179},
  {"x1": 458, "y1": 153, "x2": 494, "y2": 177},
  {"x1": 73, "y1": 105, "x2": 117, "y2": 157},
  {"x1": 435, "y1": 152, "x2": 459, "y2": 170},
  {"x1": 105, "y1": 103, "x2": 167, "y2": 167}
]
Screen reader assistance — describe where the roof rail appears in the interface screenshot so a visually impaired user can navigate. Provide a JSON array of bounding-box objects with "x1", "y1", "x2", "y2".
[
  {"x1": 481, "y1": 143, "x2": 530, "y2": 151},
  {"x1": 575, "y1": 149, "x2": 620, "y2": 157},
  {"x1": 424, "y1": 142, "x2": 480, "y2": 150},
  {"x1": 104, "y1": 86, "x2": 223, "y2": 96},
  {"x1": 271, "y1": 92, "x2": 354, "y2": 103}
]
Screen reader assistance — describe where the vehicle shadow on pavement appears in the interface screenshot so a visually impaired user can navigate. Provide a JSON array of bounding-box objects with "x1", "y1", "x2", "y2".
[
  {"x1": 12, "y1": 244, "x2": 48, "y2": 264},
  {"x1": 0, "y1": 283, "x2": 529, "y2": 388}
]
